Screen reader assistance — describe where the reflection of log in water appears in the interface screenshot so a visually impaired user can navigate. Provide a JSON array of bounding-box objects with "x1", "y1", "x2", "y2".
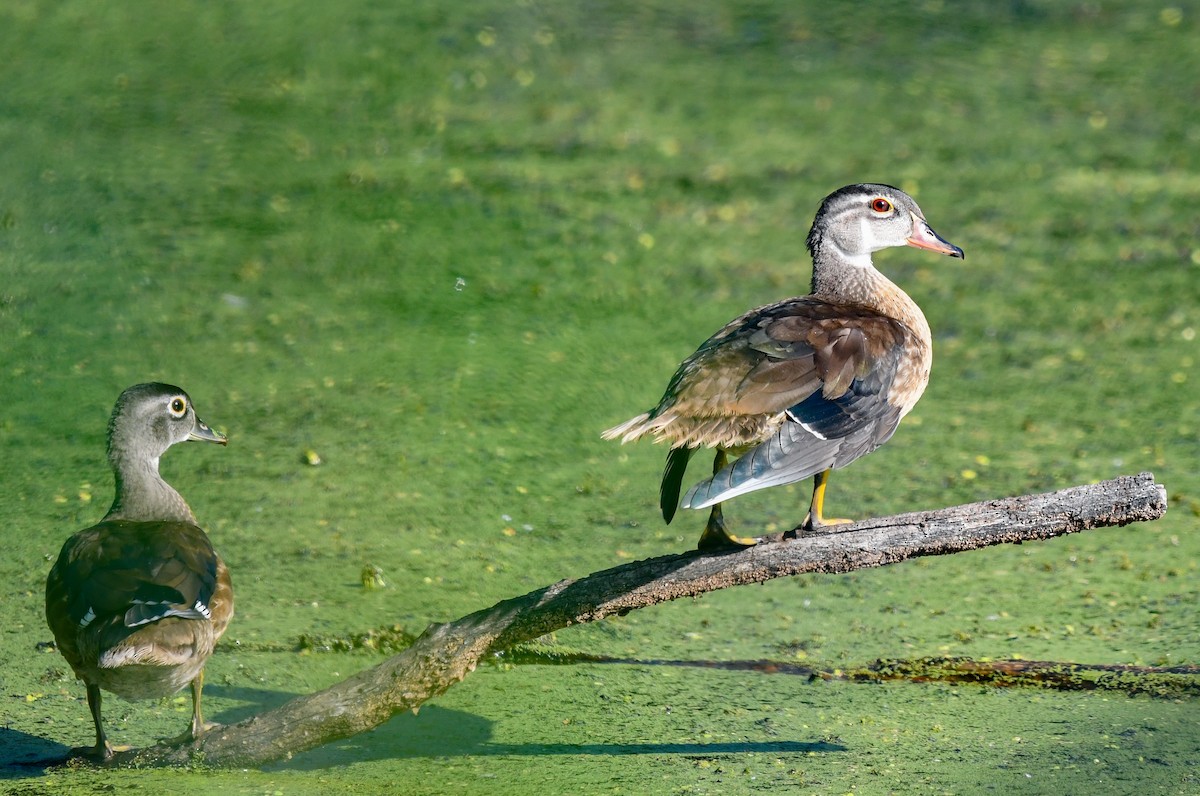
[{"x1": 95, "y1": 473, "x2": 1164, "y2": 768}]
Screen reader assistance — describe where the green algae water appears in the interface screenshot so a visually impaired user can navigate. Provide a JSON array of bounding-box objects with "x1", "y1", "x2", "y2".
[{"x1": 1, "y1": 2, "x2": 1197, "y2": 793}]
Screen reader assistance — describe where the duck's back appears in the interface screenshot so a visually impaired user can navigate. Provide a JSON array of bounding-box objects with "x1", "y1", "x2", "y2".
[{"x1": 46, "y1": 519, "x2": 233, "y2": 700}]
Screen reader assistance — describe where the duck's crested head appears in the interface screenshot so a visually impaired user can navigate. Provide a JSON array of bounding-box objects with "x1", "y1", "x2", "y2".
[
  {"x1": 107, "y1": 383, "x2": 226, "y2": 464},
  {"x1": 806, "y1": 183, "x2": 963, "y2": 265}
]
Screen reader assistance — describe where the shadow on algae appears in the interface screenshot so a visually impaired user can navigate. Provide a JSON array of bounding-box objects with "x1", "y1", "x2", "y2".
[
  {"x1": 270, "y1": 706, "x2": 844, "y2": 771},
  {"x1": 0, "y1": 705, "x2": 843, "y2": 780}
]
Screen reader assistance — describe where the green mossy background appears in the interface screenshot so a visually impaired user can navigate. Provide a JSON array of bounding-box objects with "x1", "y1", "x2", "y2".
[{"x1": 1, "y1": 1, "x2": 1198, "y2": 793}]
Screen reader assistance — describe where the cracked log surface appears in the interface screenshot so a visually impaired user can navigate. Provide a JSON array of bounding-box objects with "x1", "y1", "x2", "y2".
[{"x1": 115, "y1": 472, "x2": 1166, "y2": 768}]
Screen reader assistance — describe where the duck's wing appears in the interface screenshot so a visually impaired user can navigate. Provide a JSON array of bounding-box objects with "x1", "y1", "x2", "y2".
[
  {"x1": 676, "y1": 299, "x2": 917, "y2": 508},
  {"x1": 46, "y1": 519, "x2": 222, "y2": 660}
]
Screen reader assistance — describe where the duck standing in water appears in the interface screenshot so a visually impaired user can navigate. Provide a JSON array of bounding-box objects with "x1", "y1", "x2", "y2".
[
  {"x1": 604, "y1": 184, "x2": 964, "y2": 549},
  {"x1": 45, "y1": 383, "x2": 233, "y2": 760}
]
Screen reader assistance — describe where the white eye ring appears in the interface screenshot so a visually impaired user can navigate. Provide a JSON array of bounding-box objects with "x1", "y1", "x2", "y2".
[{"x1": 169, "y1": 397, "x2": 188, "y2": 416}]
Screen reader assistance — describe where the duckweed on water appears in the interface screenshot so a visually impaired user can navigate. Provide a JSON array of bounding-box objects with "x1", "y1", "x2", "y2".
[
  {"x1": 1, "y1": 1, "x2": 1198, "y2": 794},
  {"x1": 296, "y1": 625, "x2": 418, "y2": 655}
]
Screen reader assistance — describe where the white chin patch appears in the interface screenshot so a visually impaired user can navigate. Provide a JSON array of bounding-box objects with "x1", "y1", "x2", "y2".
[
  {"x1": 858, "y1": 216, "x2": 884, "y2": 254},
  {"x1": 828, "y1": 216, "x2": 877, "y2": 268}
]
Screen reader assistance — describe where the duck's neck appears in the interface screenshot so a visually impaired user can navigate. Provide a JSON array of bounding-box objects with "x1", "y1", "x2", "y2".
[
  {"x1": 104, "y1": 447, "x2": 197, "y2": 524},
  {"x1": 810, "y1": 249, "x2": 931, "y2": 345}
]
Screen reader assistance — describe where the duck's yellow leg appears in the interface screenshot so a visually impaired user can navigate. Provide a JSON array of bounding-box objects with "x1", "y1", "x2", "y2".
[
  {"x1": 189, "y1": 671, "x2": 219, "y2": 738},
  {"x1": 798, "y1": 469, "x2": 854, "y2": 534},
  {"x1": 160, "y1": 671, "x2": 219, "y2": 747},
  {"x1": 70, "y1": 682, "x2": 127, "y2": 761},
  {"x1": 696, "y1": 449, "x2": 758, "y2": 550}
]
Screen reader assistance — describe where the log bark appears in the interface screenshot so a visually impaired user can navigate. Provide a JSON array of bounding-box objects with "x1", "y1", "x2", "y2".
[{"x1": 115, "y1": 472, "x2": 1166, "y2": 768}]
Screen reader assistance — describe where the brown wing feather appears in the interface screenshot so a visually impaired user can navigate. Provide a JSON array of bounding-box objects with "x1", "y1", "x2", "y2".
[
  {"x1": 621, "y1": 297, "x2": 913, "y2": 447},
  {"x1": 681, "y1": 311, "x2": 916, "y2": 509},
  {"x1": 45, "y1": 519, "x2": 232, "y2": 678}
]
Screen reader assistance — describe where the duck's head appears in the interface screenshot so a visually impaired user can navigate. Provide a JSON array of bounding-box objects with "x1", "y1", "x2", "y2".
[
  {"x1": 107, "y1": 382, "x2": 226, "y2": 466},
  {"x1": 806, "y1": 183, "x2": 964, "y2": 267}
]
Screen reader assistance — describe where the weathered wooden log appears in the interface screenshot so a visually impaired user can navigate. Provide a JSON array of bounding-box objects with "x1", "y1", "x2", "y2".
[{"x1": 113, "y1": 472, "x2": 1165, "y2": 768}]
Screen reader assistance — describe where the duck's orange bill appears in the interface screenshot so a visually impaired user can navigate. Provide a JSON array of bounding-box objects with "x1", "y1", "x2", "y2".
[{"x1": 906, "y1": 213, "x2": 964, "y2": 259}]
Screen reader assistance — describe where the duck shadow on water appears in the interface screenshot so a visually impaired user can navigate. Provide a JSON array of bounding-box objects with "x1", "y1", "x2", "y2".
[
  {"x1": 3, "y1": 696, "x2": 842, "y2": 778},
  {"x1": 0, "y1": 728, "x2": 71, "y2": 780},
  {"x1": 0, "y1": 684, "x2": 301, "y2": 779},
  {"x1": 270, "y1": 705, "x2": 845, "y2": 771}
]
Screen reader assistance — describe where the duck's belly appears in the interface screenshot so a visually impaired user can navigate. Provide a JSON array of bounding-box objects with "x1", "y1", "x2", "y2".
[{"x1": 91, "y1": 657, "x2": 206, "y2": 700}]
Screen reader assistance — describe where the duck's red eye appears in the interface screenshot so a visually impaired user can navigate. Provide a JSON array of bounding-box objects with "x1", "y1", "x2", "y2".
[{"x1": 870, "y1": 197, "x2": 893, "y2": 214}]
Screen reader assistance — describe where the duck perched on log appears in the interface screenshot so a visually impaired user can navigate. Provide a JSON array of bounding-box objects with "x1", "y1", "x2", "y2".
[
  {"x1": 45, "y1": 383, "x2": 232, "y2": 760},
  {"x1": 604, "y1": 183, "x2": 964, "y2": 549}
]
